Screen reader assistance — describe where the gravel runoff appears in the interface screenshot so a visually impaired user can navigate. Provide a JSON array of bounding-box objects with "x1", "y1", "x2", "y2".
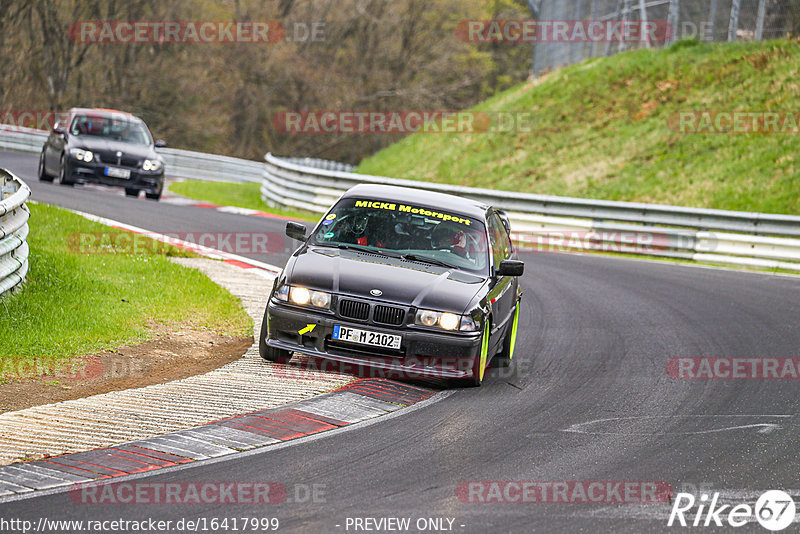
[{"x1": 0, "y1": 258, "x2": 354, "y2": 465}]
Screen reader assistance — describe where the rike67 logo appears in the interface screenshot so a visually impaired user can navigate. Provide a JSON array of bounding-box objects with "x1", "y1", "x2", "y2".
[{"x1": 668, "y1": 490, "x2": 796, "y2": 531}]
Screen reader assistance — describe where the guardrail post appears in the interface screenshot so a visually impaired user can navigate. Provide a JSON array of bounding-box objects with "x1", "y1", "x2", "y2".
[
  {"x1": 728, "y1": 0, "x2": 741, "y2": 42},
  {"x1": 638, "y1": 0, "x2": 650, "y2": 48},
  {"x1": 755, "y1": 0, "x2": 766, "y2": 41},
  {"x1": 667, "y1": 0, "x2": 680, "y2": 45},
  {"x1": 707, "y1": 0, "x2": 718, "y2": 41}
]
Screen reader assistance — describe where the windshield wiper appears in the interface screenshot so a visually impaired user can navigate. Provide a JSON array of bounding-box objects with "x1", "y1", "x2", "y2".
[
  {"x1": 402, "y1": 254, "x2": 457, "y2": 269},
  {"x1": 337, "y1": 244, "x2": 403, "y2": 258}
]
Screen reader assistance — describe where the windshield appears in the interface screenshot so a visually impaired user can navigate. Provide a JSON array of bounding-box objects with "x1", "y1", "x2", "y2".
[
  {"x1": 310, "y1": 197, "x2": 489, "y2": 275},
  {"x1": 69, "y1": 114, "x2": 152, "y2": 145}
]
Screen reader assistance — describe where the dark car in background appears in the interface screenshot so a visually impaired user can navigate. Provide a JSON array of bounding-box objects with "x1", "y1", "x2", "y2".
[
  {"x1": 38, "y1": 108, "x2": 166, "y2": 200},
  {"x1": 260, "y1": 184, "x2": 524, "y2": 386}
]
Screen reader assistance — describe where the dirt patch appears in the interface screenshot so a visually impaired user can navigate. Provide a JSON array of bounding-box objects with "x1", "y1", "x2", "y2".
[{"x1": 0, "y1": 327, "x2": 253, "y2": 414}]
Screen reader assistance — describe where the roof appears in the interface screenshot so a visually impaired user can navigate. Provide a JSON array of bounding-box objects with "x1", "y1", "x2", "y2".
[
  {"x1": 341, "y1": 184, "x2": 490, "y2": 219},
  {"x1": 67, "y1": 108, "x2": 142, "y2": 122}
]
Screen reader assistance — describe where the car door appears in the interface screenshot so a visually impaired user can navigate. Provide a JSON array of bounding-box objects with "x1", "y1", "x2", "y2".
[
  {"x1": 45, "y1": 121, "x2": 67, "y2": 172},
  {"x1": 486, "y1": 211, "x2": 515, "y2": 351}
]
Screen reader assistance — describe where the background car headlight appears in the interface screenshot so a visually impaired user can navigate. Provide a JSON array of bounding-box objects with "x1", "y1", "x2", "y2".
[
  {"x1": 142, "y1": 159, "x2": 162, "y2": 171},
  {"x1": 415, "y1": 309, "x2": 470, "y2": 331},
  {"x1": 288, "y1": 286, "x2": 331, "y2": 309},
  {"x1": 69, "y1": 148, "x2": 94, "y2": 162}
]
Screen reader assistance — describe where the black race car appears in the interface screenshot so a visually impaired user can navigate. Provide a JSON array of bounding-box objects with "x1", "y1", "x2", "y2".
[
  {"x1": 38, "y1": 108, "x2": 166, "y2": 200},
  {"x1": 260, "y1": 184, "x2": 524, "y2": 386}
]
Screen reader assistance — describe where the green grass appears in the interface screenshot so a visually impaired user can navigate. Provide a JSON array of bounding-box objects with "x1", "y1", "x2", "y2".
[
  {"x1": 356, "y1": 39, "x2": 800, "y2": 215},
  {"x1": 0, "y1": 203, "x2": 252, "y2": 376},
  {"x1": 168, "y1": 180, "x2": 319, "y2": 222}
]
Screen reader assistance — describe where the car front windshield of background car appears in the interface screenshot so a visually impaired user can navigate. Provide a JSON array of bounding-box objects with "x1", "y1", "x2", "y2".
[
  {"x1": 310, "y1": 198, "x2": 489, "y2": 275},
  {"x1": 69, "y1": 115, "x2": 152, "y2": 145}
]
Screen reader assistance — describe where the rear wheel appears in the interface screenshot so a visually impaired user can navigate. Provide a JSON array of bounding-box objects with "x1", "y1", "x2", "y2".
[
  {"x1": 468, "y1": 321, "x2": 491, "y2": 387},
  {"x1": 38, "y1": 152, "x2": 54, "y2": 182},
  {"x1": 58, "y1": 154, "x2": 73, "y2": 186},
  {"x1": 145, "y1": 191, "x2": 161, "y2": 201},
  {"x1": 259, "y1": 309, "x2": 292, "y2": 363},
  {"x1": 125, "y1": 188, "x2": 139, "y2": 197},
  {"x1": 493, "y1": 300, "x2": 520, "y2": 368}
]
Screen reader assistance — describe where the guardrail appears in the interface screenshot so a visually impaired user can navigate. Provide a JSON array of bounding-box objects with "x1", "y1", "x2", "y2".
[
  {"x1": 263, "y1": 153, "x2": 800, "y2": 272},
  {"x1": 0, "y1": 126, "x2": 262, "y2": 183},
  {"x1": 0, "y1": 169, "x2": 31, "y2": 297},
  {"x1": 3, "y1": 124, "x2": 797, "y2": 272}
]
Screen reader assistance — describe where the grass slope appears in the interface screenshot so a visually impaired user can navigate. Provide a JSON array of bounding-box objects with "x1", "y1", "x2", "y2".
[
  {"x1": 357, "y1": 39, "x2": 800, "y2": 215},
  {"x1": 0, "y1": 203, "x2": 251, "y2": 374}
]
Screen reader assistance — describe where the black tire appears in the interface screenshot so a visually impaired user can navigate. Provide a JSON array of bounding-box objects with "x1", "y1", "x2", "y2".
[
  {"x1": 258, "y1": 309, "x2": 292, "y2": 363},
  {"x1": 145, "y1": 191, "x2": 161, "y2": 201},
  {"x1": 38, "y1": 152, "x2": 54, "y2": 182},
  {"x1": 468, "y1": 321, "x2": 491, "y2": 387},
  {"x1": 58, "y1": 154, "x2": 73, "y2": 186},
  {"x1": 492, "y1": 300, "x2": 520, "y2": 368},
  {"x1": 125, "y1": 188, "x2": 139, "y2": 197}
]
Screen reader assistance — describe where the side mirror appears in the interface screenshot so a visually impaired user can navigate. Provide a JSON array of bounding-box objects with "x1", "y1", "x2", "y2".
[
  {"x1": 154, "y1": 139, "x2": 167, "y2": 148},
  {"x1": 497, "y1": 259, "x2": 524, "y2": 277},
  {"x1": 286, "y1": 221, "x2": 307, "y2": 241},
  {"x1": 53, "y1": 122, "x2": 65, "y2": 135}
]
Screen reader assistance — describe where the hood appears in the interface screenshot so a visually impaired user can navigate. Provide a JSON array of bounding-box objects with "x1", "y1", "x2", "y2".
[
  {"x1": 287, "y1": 247, "x2": 487, "y2": 314},
  {"x1": 71, "y1": 136, "x2": 157, "y2": 160}
]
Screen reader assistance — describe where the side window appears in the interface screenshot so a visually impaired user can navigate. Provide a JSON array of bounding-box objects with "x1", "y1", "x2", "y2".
[{"x1": 488, "y1": 213, "x2": 512, "y2": 267}]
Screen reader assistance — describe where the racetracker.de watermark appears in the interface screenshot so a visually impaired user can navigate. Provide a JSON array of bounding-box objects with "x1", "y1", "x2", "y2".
[
  {"x1": 0, "y1": 110, "x2": 69, "y2": 131},
  {"x1": 69, "y1": 482, "x2": 288, "y2": 504},
  {"x1": 269, "y1": 356, "x2": 530, "y2": 381},
  {"x1": 669, "y1": 111, "x2": 800, "y2": 134},
  {"x1": 273, "y1": 111, "x2": 537, "y2": 134},
  {"x1": 68, "y1": 231, "x2": 286, "y2": 255},
  {"x1": 456, "y1": 20, "x2": 672, "y2": 43},
  {"x1": 0, "y1": 355, "x2": 142, "y2": 381},
  {"x1": 68, "y1": 20, "x2": 325, "y2": 44},
  {"x1": 512, "y1": 229, "x2": 709, "y2": 255},
  {"x1": 456, "y1": 481, "x2": 673, "y2": 504},
  {"x1": 667, "y1": 358, "x2": 800, "y2": 379}
]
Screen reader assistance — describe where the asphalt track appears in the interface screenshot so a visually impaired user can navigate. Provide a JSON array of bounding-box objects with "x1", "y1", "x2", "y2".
[{"x1": 2, "y1": 148, "x2": 800, "y2": 533}]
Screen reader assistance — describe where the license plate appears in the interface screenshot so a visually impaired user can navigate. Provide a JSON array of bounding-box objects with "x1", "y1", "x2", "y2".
[
  {"x1": 332, "y1": 325, "x2": 401, "y2": 349},
  {"x1": 105, "y1": 167, "x2": 130, "y2": 179}
]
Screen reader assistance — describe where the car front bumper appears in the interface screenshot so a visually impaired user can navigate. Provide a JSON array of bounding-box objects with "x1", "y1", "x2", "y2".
[
  {"x1": 67, "y1": 159, "x2": 163, "y2": 193},
  {"x1": 267, "y1": 301, "x2": 482, "y2": 380}
]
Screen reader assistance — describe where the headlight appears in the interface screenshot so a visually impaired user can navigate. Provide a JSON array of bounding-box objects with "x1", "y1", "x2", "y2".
[
  {"x1": 415, "y1": 309, "x2": 474, "y2": 331},
  {"x1": 275, "y1": 284, "x2": 289, "y2": 302},
  {"x1": 142, "y1": 159, "x2": 162, "y2": 171},
  {"x1": 459, "y1": 316, "x2": 480, "y2": 332},
  {"x1": 290, "y1": 287, "x2": 311, "y2": 305},
  {"x1": 286, "y1": 286, "x2": 331, "y2": 309},
  {"x1": 69, "y1": 148, "x2": 94, "y2": 162}
]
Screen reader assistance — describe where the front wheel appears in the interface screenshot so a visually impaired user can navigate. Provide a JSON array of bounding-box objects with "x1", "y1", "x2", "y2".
[
  {"x1": 58, "y1": 155, "x2": 73, "y2": 186},
  {"x1": 468, "y1": 321, "x2": 491, "y2": 387},
  {"x1": 38, "y1": 152, "x2": 54, "y2": 182},
  {"x1": 258, "y1": 309, "x2": 292, "y2": 363},
  {"x1": 145, "y1": 191, "x2": 161, "y2": 201}
]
